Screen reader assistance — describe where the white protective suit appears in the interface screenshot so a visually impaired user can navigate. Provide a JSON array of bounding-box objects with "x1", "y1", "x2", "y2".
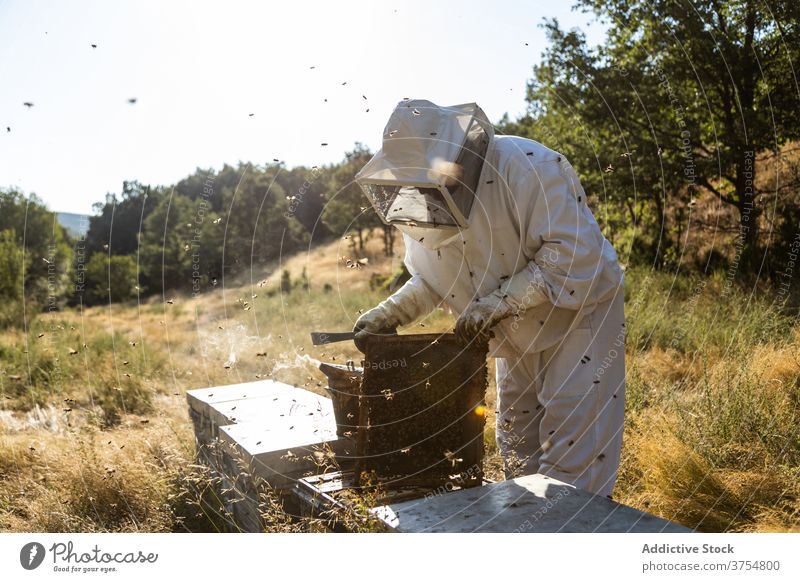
[{"x1": 355, "y1": 100, "x2": 626, "y2": 497}]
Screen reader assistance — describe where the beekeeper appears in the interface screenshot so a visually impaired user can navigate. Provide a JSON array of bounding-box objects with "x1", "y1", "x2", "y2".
[{"x1": 352, "y1": 99, "x2": 626, "y2": 498}]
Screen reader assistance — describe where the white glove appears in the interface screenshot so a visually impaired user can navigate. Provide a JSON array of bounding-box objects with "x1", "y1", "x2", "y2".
[
  {"x1": 354, "y1": 274, "x2": 439, "y2": 347},
  {"x1": 455, "y1": 263, "x2": 549, "y2": 344}
]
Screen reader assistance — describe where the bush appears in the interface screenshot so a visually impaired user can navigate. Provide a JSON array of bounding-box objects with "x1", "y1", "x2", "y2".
[
  {"x1": 0, "y1": 299, "x2": 30, "y2": 330},
  {"x1": 85, "y1": 254, "x2": 139, "y2": 305},
  {"x1": 280, "y1": 269, "x2": 292, "y2": 294},
  {"x1": 0, "y1": 229, "x2": 28, "y2": 299},
  {"x1": 0, "y1": 229, "x2": 33, "y2": 329}
]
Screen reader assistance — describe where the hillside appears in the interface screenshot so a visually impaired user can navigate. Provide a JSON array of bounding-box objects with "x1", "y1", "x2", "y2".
[{"x1": 0, "y1": 231, "x2": 798, "y2": 532}]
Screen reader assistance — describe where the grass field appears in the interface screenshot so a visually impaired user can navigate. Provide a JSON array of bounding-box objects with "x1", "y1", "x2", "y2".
[{"x1": 1, "y1": 232, "x2": 798, "y2": 532}]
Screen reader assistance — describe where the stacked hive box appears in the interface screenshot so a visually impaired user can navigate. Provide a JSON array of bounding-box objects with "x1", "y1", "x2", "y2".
[{"x1": 187, "y1": 380, "x2": 350, "y2": 531}]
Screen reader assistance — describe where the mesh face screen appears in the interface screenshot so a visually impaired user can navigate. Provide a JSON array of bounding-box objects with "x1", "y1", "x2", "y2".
[
  {"x1": 362, "y1": 184, "x2": 458, "y2": 227},
  {"x1": 359, "y1": 118, "x2": 491, "y2": 228}
]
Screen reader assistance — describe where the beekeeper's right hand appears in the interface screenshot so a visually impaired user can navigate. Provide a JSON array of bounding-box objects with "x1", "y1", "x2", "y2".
[{"x1": 353, "y1": 274, "x2": 440, "y2": 350}]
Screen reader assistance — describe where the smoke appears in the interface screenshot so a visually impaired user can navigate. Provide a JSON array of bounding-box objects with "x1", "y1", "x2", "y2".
[
  {"x1": 270, "y1": 353, "x2": 323, "y2": 374},
  {"x1": 0, "y1": 405, "x2": 64, "y2": 433},
  {"x1": 269, "y1": 353, "x2": 327, "y2": 388},
  {"x1": 195, "y1": 320, "x2": 261, "y2": 369}
]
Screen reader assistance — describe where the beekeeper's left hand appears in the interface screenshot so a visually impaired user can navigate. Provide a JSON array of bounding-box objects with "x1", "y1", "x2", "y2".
[
  {"x1": 455, "y1": 265, "x2": 550, "y2": 345},
  {"x1": 454, "y1": 294, "x2": 511, "y2": 344}
]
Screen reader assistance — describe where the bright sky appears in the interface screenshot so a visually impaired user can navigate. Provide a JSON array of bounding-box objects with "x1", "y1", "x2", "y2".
[{"x1": 0, "y1": 0, "x2": 605, "y2": 214}]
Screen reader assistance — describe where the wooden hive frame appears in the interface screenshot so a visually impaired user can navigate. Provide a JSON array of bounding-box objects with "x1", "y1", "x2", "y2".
[{"x1": 354, "y1": 333, "x2": 488, "y2": 490}]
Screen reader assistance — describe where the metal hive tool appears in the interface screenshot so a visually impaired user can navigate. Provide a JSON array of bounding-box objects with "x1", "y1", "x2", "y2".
[{"x1": 354, "y1": 333, "x2": 488, "y2": 490}]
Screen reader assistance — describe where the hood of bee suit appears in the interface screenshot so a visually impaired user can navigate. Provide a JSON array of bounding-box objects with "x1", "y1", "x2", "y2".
[{"x1": 355, "y1": 99, "x2": 494, "y2": 250}]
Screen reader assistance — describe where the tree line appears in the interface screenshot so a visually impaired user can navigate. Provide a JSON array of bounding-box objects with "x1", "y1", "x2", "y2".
[
  {"x1": 501, "y1": 0, "x2": 800, "y2": 276},
  {"x1": 0, "y1": 145, "x2": 388, "y2": 324}
]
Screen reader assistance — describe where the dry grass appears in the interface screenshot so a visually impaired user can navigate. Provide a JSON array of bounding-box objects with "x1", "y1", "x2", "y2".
[
  {"x1": 0, "y1": 232, "x2": 797, "y2": 532},
  {"x1": 0, "y1": 395, "x2": 216, "y2": 532},
  {"x1": 618, "y1": 412, "x2": 799, "y2": 532},
  {"x1": 617, "y1": 269, "x2": 800, "y2": 531}
]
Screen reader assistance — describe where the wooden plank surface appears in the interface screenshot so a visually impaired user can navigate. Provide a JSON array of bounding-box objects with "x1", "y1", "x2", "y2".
[{"x1": 372, "y1": 473, "x2": 691, "y2": 533}]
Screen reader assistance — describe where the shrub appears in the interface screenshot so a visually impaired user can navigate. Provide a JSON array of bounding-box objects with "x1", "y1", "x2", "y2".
[
  {"x1": 85, "y1": 254, "x2": 139, "y2": 305},
  {"x1": 280, "y1": 269, "x2": 292, "y2": 294}
]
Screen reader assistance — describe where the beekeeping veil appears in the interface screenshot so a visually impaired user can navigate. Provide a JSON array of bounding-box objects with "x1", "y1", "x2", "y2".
[{"x1": 355, "y1": 99, "x2": 494, "y2": 250}]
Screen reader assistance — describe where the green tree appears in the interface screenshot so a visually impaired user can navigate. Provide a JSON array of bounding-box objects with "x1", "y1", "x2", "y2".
[
  {"x1": 84, "y1": 253, "x2": 139, "y2": 304},
  {"x1": 0, "y1": 229, "x2": 29, "y2": 299},
  {"x1": 512, "y1": 0, "x2": 800, "y2": 271},
  {"x1": 0, "y1": 189, "x2": 72, "y2": 305},
  {"x1": 0, "y1": 229, "x2": 30, "y2": 328},
  {"x1": 276, "y1": 164, "x2": 333, "y2": 244},
  {"x1": 139, "y1": 193, "x2": 196, "y2": 295},
  {"x1": 174, "y1": 164, "x2": 241, "y2": 213},
  {"x1": 85, "y1": 181, "x2": 159, "y2": 259},
  {"x1": 322, "y1": 144, "x2": 385, "y2": 253},
  {"x1": 220, "y1": 165, "x2": 298, "y2": 276}
]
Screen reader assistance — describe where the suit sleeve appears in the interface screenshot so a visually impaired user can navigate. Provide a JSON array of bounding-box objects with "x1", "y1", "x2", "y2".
[
  {"x1": 396, "y1": 233, "x2": 446, "y2": 317},
  {"x1": 505, "y1": 157, "x2": 621, "y2": 312}
]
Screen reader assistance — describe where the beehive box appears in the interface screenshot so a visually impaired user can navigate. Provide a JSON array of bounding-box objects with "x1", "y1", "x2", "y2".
[
  {"x1": 355, "y1": 333, "x2": 488, "y2": 489},
  {"x1": 186, "y1": 380, "x2": 331, "y2": 444},
  {"x1": 318, "y1": 362, "x2": 362, "y2": 437}
]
